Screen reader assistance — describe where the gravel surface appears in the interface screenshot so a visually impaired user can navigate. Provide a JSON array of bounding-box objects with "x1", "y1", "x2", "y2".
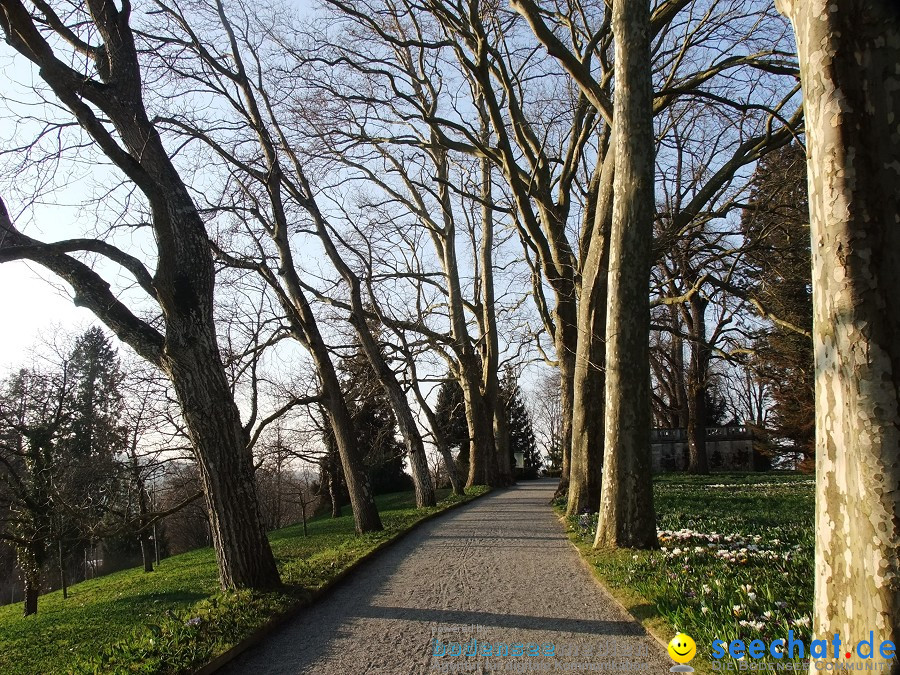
[{"x1": 221, "y1": 479, "x2": 670, "y2": 674}]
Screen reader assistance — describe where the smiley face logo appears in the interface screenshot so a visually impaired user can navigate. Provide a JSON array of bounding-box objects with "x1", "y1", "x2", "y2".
[{"x1": 668, "y1": 633, "x2": 697, "y2": 664}]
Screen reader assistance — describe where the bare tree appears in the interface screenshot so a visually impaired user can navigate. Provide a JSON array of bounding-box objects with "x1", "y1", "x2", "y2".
[{"x1": 0, "y1": 1, "x2": 278, "y2": 589}]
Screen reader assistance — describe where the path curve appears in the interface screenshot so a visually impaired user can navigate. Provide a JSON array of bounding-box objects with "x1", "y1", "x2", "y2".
[{"x1": 222, "y1": 479, "x2": 669, "y2": 674}]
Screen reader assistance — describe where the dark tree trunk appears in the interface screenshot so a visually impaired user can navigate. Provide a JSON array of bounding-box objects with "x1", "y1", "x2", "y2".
[
  {"x1": 568, "y1": 144, "x2": 615, "y2": 515},
  {"x1": 464, "y1": 379, "x2": 501, "y2": 487},
  {"x1": 686, "y1": 296, "x2": 709, "y2": 474},
  {"x1": 140, "y1": 533, "x2": 154, "y2": 574},
  {"x1": 57, "y1": 540, "x2": 67, "y2": 599},
  {"x1": 23, "y1": 578, "x2": 38, "y2": 617},
  {"x1": 553, "y1": 310, "x2": 578, "y2": 500},
  {"x1": 165, "y1": 341, "x2": 280, "y2": 589},
  {"x1": 21, "y1": 543, "x2": 41, "y2": 617}
]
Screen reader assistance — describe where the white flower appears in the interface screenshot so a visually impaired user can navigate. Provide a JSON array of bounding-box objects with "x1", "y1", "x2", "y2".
[
  {"x1": 702, "y1": 584, "x2": 712, "y2": 595},
  {"x1": 794, "y1": 616, "x2": 811, "y2": 627},
  {"x1": 701, "y1": 606, "x2": 710, "y2": 614},
  {"x1": 748, "y1": 592, "x2": 757, "y2": 601}
]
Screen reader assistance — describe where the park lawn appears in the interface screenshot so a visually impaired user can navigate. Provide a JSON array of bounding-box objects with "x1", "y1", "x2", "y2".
[
  {"x1": 563, "y1": 473, "x2": 814, "y2": 670},
  {"x1": 0, "y1": 486, "x2": 488, "y2": 675}
]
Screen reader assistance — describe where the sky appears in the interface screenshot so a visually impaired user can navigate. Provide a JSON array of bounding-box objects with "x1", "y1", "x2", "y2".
[{"x1": 0, "y1": 262, "x2": 99, "y2": 373}]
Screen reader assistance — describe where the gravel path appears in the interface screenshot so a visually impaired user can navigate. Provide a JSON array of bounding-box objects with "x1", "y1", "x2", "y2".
[{"x1": 221, "y1": 479, "x2": 670, "y2": 674}]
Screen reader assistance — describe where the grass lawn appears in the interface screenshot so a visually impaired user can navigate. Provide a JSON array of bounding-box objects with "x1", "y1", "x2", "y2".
[
  {"x1": 562, "y1": 473, "x2": 814, "y2": 669},
  {"x1": 0, "y1": 486, "x2": 488, "y2": 675}
]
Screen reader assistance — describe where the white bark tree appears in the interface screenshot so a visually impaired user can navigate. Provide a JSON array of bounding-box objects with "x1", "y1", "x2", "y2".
[{"x1": 774, "y1": 0, "x2": 900, "y2": 665}]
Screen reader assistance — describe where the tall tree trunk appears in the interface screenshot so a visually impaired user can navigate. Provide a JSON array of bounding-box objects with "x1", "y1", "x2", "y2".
[
  {"x1": 554, "y1": 312, "x2": 578, "y2": 500},
  {"x1": 594, "y1": 0, "x2": 657, "y2": 549},
  {"x1": 20, "y1": 543, "x2": 41, "y2": 617},
  {"x1": 347, "y1": 312, "x2": 436, "y2": 508},
  {"x1": 686, "y1": 295, "x2": 709, "y2": 474},
  {"x1": 432, "y1": 144, "x2": 504, "y2": 490},
  {"x1": 57, "y1": 540, "x2": 67, "y2": 599},
  {"x1": 265, "y1": 221, "x2": 382, "y2": 533},
  {"x1": 140, "y1": 532, "x2": 154, "y2": 574},
  {"x1": 165, "y1": 348, "x2": 280, "y2": 588},
  {"x1": 669, "y1": 305, "x2": 689, "y2": 429},
  {"x1": 569, "y1": 146, "x2": 615, "y2": 515},
  {"x1": 464, "y1": 376, "x2": 501, "y2": 487},
  {"x1": 477, "y1": 149, "x2": 513, "y2": 487},
  {"x1": 775, "y1": 0, "x2": 900, "y2": 666},
  {"x1": 305, "y1": 193, "x2": 436, "y2": 508}
]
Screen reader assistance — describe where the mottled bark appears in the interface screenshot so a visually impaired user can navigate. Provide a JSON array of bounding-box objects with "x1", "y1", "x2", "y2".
[
  {"x1": 775, "y1": 0, "x2": 900, "y2": 667},
  {"x1": 594, "y1": 0, "x2": 657, "y2": 549}
]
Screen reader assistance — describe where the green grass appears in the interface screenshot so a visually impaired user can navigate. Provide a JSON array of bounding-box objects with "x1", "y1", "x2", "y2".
[
  {"x1": 0, "y1": 486, "x2": 489, "y2": 675},
  {"x1": 562, "y1": 473, "x2": 814, "y2": 669}
]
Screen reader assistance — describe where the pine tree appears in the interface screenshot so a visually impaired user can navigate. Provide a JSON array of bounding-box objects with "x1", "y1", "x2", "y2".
[
  {"x1": 501, "y1": 369, "x2": 541, "y2": 480},
  {"x1": 741, "y1": 143, "x2": 814, "y2": 469},
  {"x1": 434, "y1": 378, "x2": 468, "y2": 477},
  {"x1": 321, "y1": 328, "x2": 412, "y2": 497},
  {"x1": 67, "y1": 327, "x2": 126, "y2": 460}
]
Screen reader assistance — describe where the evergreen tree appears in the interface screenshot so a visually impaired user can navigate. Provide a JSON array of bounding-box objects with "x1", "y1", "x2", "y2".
[
  {"x1": 741, "y1": 143, "x2": 814, "y2": 469},
  {"x1": 321, "y1": 327, "x2": 412, "y2": 497},
  {"x1": 62, "y1": 330, "x2": 131, "y2": 567},
  {"x1": 433, "y1": 378, "x2": 468, "y2": 477},
  {"x1": 66, "y1": 327, "x2": 126, "y2": 460},
  {"x1": 501, "y1": 369, "x2": 541, "y2": 480}
]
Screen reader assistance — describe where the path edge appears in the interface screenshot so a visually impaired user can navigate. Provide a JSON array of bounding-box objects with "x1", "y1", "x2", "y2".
[
  {"x1": 194, "y1": 489, "x2": 493, "y2": 675},
  {"x1": 556, "y1": 513, "x2": 714, "y2": 675}
]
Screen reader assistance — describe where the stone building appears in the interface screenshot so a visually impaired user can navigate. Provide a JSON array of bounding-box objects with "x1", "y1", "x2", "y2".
[{"x1": 650, "y1": 424, "x2": 757, "y2": 472}]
